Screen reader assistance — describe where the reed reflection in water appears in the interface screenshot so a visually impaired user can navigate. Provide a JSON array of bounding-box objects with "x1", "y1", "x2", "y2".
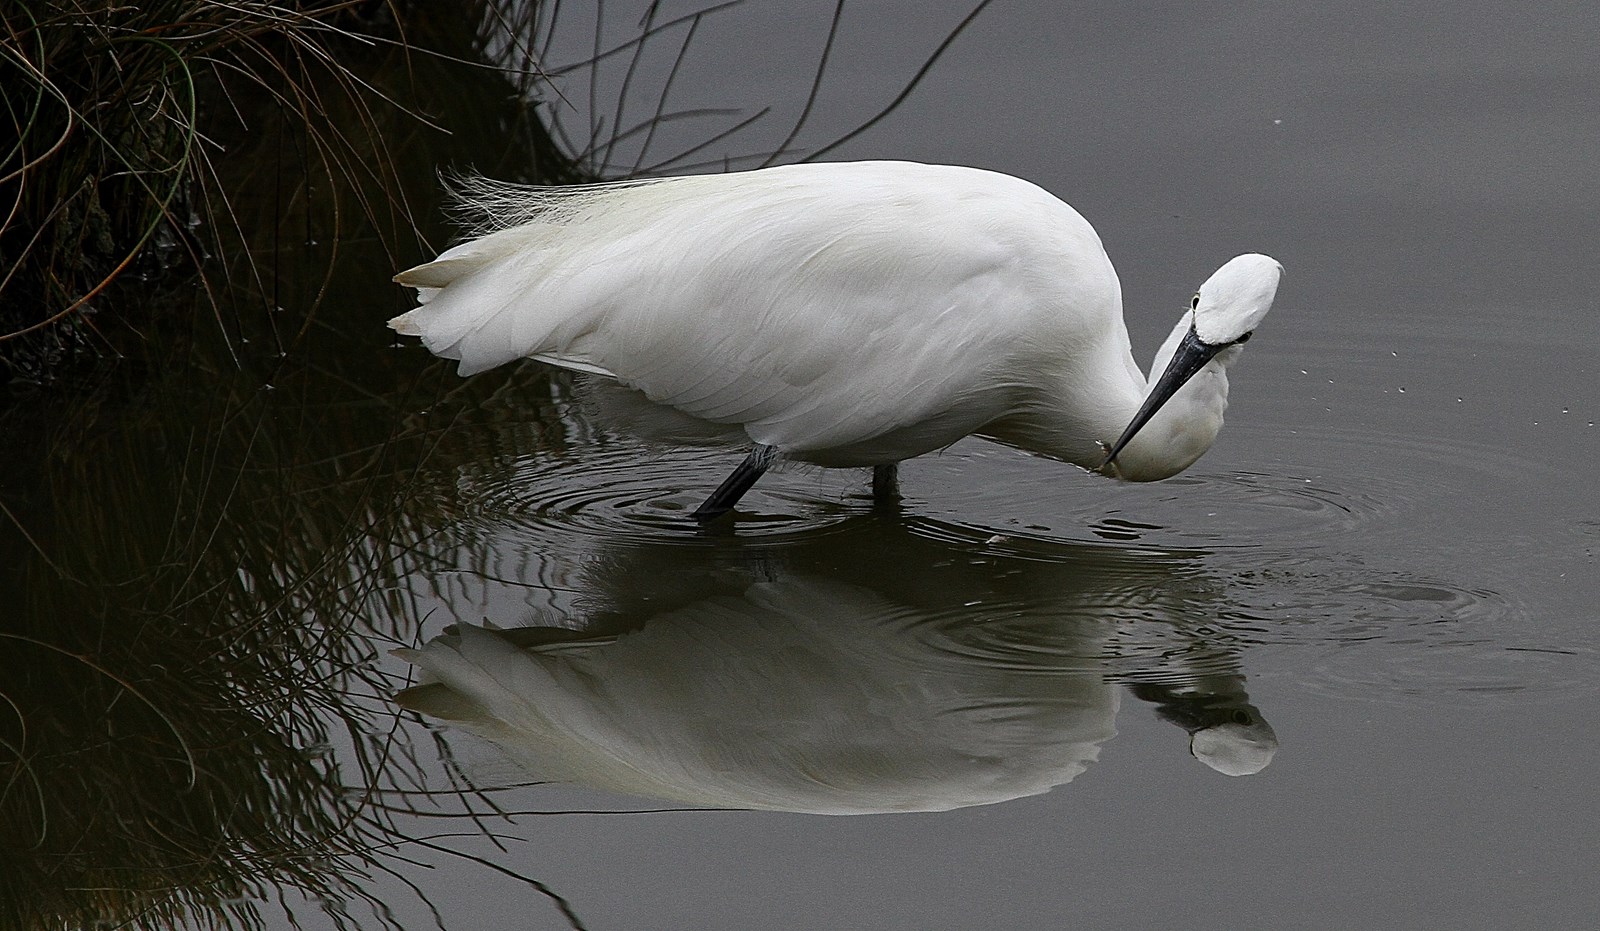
[{"x1": 396, "y1": 521, "x2": 1278, "y2": 815}]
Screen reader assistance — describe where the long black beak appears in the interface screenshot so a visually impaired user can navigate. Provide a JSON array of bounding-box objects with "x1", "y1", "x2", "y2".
[{"x1": 1100, "y1": 327, "x2": 1225, "y2": 471}]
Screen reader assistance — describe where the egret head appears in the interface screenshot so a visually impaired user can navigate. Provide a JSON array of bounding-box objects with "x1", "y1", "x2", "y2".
[
  {"x1": 1190, "y1": 717, "x2": 1279, "y2": 776},
  {"x1": 1191, "y1": 253, "x2": 1283, "y2": 345},
  {"x1": 1101, "y1": 253, "x2": 1282, "y2": 471}
]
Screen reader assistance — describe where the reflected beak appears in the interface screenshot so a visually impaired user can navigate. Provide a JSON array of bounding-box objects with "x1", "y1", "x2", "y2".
[{"x1": 1100, "y1": 327, "x2": 1225, "y2": 471}]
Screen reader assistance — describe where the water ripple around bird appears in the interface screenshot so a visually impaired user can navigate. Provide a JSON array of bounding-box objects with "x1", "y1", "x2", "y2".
[
  {"x1": 433, "y1": 397, "x2": 1594, "y2": 706},
  {"x1": 461, "y1": 440, "x2": 860, "y2": 550},
  {"x1": 1218, "y1": 550, "x2": 1597, "y2": 702},
  {"x1": 899, "y1": 442, "x2": 1395, "y2": 553}
]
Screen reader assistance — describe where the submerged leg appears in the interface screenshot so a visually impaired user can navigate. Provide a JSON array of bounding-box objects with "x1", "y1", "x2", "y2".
[
  {"x1": 871, "y1": 463, "x2": 900, "y2": 502},
  {"x1": 693, "y1": 445, "x2": 779, "y2": 522}
]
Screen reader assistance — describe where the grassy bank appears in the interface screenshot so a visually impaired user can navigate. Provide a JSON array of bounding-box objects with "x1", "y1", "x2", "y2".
[{"x1": 0, "y1": 0, "x2": 587, "y2": 384}]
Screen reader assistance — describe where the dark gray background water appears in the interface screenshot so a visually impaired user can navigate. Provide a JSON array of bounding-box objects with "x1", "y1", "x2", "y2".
[{"x1": 6, "y1": 2, "x2": 1597, "y2": 929}]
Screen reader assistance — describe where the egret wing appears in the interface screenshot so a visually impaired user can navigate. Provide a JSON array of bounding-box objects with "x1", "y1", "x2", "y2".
[{"x1": 391, "y1": 162, "x2": 1117, "y2": 458}]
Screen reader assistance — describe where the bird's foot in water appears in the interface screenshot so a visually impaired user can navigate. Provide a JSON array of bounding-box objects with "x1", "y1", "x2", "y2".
[
  {"x1": 871, "y1": 463, "x2": 901, "y2": 511},
  {"x1": 692, "y1": 445, "x2": 779, "y2": 522}
]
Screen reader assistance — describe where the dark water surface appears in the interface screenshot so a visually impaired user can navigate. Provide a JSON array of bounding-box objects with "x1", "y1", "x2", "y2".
[{"x1": 4, "y1": 3, "x2": 1597, "y2": 930}]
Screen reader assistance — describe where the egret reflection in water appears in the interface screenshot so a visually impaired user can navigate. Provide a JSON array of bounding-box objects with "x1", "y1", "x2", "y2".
[{"x1": 395, "y1": 520, "x2": 1277, "y2": 813}]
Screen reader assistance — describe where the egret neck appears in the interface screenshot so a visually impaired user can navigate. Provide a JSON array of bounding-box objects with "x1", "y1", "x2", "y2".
[
  {"x1": 1103, "y1": 314, "x2": 1243, "y2": 482},
  {"x1": 983, "y1": 310, "x2": 1242, "y2": 482}
]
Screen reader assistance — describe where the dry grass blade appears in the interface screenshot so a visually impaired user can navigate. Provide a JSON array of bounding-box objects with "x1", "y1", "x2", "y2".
[{"x1": 0, "y1": 1, "x2": 519, "y2": 383}]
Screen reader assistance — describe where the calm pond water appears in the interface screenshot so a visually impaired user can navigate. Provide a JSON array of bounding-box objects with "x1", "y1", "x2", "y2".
[{"x1": 4, "y1": 2, "x2": 1598, "y2": 930}]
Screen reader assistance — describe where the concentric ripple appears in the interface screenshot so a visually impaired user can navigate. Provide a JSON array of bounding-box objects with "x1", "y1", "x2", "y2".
[
  {"x1": 1214, "y1": 549, "x2": 1599, "y2": 702},
  {"x1": 460, "y1": 440, "x2": 860, "y2": 548},
  {"x1": 895, "y1": 418, "x2": 1554, "y2": 558},
  {"x1": 410, "y1": 383, "x2": 1594, "y2": 708}
]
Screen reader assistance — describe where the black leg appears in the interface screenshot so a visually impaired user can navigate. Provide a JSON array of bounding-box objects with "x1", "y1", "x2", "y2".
[
  {"x1": 693, "y1": 445, "x2": 778, "y2": 522},
  {"x1": 871, "y1": 463, "x2": 900, "y2": 502}
]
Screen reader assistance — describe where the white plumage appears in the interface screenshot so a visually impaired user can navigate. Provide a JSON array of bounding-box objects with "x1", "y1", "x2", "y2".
[{"x1": 392, "y1": 161, "x2": 1283, "y2": 518}]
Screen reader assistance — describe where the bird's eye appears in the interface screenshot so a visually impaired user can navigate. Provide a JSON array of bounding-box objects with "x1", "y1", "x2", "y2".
[
  {"x1": 1190, "y1": 293, "x2": 1201, "y2": 311},
  {"x1": 1235, "y1": 331, "x2": 1253, "y2": 344}
]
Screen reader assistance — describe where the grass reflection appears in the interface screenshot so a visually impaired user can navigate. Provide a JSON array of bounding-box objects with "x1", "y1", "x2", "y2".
[
  {"x1": 0, "y1": 290, "x2": 580, "y2": 929},
  {"x1": 0, "y1": 4, "x2": 587, "y2": 923}
]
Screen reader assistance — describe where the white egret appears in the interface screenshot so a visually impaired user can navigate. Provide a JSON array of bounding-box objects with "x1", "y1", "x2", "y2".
[{"x1": 391, "y1": 161, "x2": 1283, "y2": 520}]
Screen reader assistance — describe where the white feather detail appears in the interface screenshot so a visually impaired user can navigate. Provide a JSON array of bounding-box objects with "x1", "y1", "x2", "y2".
[{"x1": 389, "y1": 161, "x2": 1122, "y2": 464}]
